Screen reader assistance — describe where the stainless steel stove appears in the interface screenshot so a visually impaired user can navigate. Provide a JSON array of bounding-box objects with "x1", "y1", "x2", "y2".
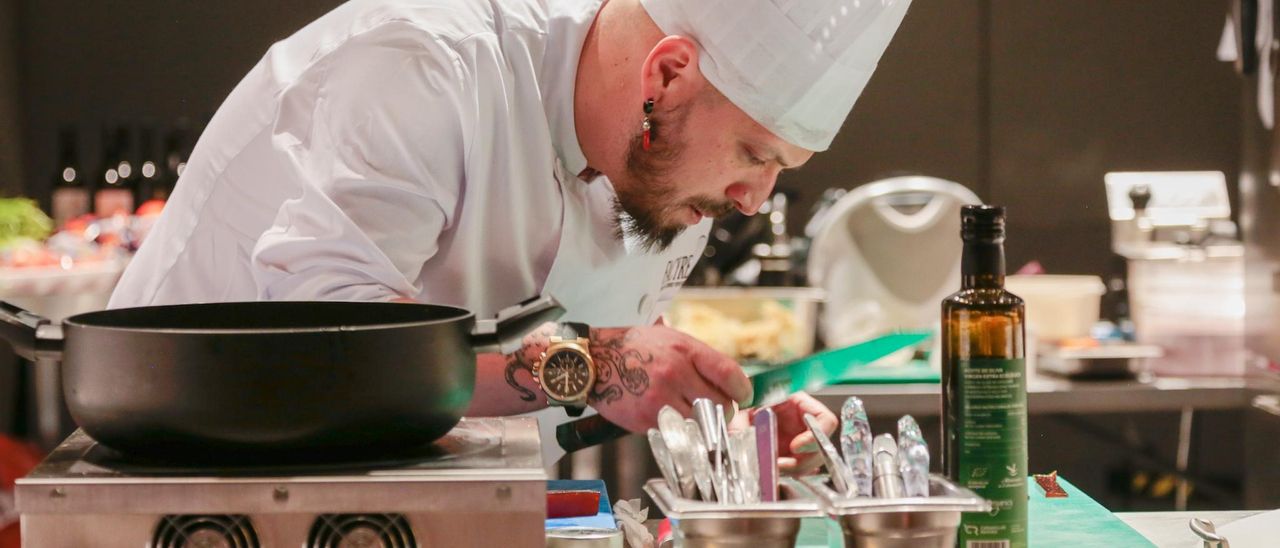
[{"x1": 16, "y1": 417, "x2": 547, "y2": 548}]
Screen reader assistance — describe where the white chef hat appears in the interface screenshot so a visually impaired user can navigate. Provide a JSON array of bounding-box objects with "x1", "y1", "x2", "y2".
[{"x1": 639, "y1": 0, "x2": 913, "y2": 152}]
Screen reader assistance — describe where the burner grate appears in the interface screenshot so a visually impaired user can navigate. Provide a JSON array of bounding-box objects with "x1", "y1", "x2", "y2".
[
  {"x1": 152, "y1": 514, "x2": 260, "y2": 548},
  {"x1": 307, "y1": 513, "x2": 417, "y2": 548}
]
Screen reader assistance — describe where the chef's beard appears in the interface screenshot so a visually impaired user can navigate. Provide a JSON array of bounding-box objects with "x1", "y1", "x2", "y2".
[{"x1": 614, "y1": 106, "x2": 735, "y2": 253}]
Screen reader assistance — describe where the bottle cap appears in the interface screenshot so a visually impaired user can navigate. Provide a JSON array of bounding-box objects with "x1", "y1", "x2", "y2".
[{"x1": 961, "y1": 204, "x2": 1006, "y2": 243}]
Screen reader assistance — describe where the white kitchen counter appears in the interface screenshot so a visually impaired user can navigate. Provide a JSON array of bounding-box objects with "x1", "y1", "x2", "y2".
[
  {"x1": 1118, "y1": 510, "x2": 1262, "y2": 546},
  {"x1": 814, "y1": 374, "x2": 1269, "y2": 417}
]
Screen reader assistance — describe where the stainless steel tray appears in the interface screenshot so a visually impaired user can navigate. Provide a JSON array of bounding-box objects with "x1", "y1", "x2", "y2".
[
  {"x1": 800, "y1": 473, "x2": 990, "y2": 515},
  {"x1": 644, "y1": 477, "x2": 822, "y2": 519},
  {"x1": 801, "y1": 474, "x2": 991, "y2": 548},
  {"x1": 644, "y1": 478, "x2": 822, "y2": 547}
]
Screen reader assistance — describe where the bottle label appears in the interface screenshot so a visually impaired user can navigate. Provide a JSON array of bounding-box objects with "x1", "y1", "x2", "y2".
[{"x1": 957, "y1": 357, "x2": 1027, "y2": 548}]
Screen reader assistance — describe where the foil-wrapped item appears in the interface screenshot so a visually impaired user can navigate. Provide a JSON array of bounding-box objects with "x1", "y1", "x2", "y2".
[
  {"x1": 647, "y1": 428, "x2": 680, "y2": 495},
  {"x1": 896, "y1": 415, "x2": 930, "y2": 497},
  {"x1": 840, "y1": 397, "x2": 873, "y2": 496},
  {"x1": 807, "y1": 413, "x2": 858, "y2": 496},
  {"x1": 657, "y1": 406, "x2": 697, "y2": 499},
  {"x1": 729, "y1": 427, "x2": 761, "y2": 503},
  {"x1": 899, "y1": 443, "x2": 931, "y2": 498},
  {"x1": 896, "y1": 415, "x2": 925, "y2": 446},
  {"x1": 684, "y1": 419, "x2": 717, "y2": 502}
]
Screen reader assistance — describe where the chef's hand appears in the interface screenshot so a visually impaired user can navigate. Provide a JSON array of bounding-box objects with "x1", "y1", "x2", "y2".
[
  {"x1": 587, "y1": 325, "x2": 753, "y2": 433},
  {"x1": 732, "y1": 392, "x2": 837, "y2": 475}
]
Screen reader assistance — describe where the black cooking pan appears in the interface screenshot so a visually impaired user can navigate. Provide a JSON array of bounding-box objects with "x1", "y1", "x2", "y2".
[{"x1": 0, "y1": 296, "x2": 563, "y2": 463}]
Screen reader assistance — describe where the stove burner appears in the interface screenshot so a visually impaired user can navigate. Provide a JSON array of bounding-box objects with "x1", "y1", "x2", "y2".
[
  {"x1": 152, "y1": 514, "x2": 260, "y2": 548},
  {"x1": 307, "y1": 514, "x2": 416, "y2": 548},
  {"x1": 18, "y1": 418, "x2": 546, "y2": 548}
]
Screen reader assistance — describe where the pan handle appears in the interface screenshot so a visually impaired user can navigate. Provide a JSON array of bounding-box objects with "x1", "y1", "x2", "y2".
[
  {"x1": 0, "y1": 301, "x2": 64, "y2": 362},
  {"x1": 557, "y1": 414, "x2": 631, "y2": 453},
  {"x1": 470, "y1": 295, "x2": 566, "y2": 355}
]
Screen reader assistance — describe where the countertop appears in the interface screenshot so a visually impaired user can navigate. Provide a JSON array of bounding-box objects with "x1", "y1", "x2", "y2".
[
  {"x1": 1118, "y1": 510, "x2": 1262, "y2": 546},
  {"x1": 814, "y1": 371, "x2": 1275, "y2": 416}
]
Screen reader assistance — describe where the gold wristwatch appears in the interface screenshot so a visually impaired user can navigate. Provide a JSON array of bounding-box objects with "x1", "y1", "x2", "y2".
[{"x1": 532, "y1": 322, "x2": 594, "y2": 416}]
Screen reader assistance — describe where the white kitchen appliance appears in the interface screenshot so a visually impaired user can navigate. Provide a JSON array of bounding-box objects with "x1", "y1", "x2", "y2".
[
  {"x1": 1104, "y1": 171, "x2": 1238, "y2": 261},
  {"x1": 806, "y1": 176, "x2": 980, "y2": 347},
  {"x1": 16, "y1": 417, "x2": 547, "y2": 547},
  {"x1": 1104, "y1": 170, "x2": 1248, "y2": 377}
]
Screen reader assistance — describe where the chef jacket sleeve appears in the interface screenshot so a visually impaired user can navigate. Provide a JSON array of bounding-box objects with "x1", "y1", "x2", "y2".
[{"x1": 251, "y1": 28, "x2": 470, "y2": 302}]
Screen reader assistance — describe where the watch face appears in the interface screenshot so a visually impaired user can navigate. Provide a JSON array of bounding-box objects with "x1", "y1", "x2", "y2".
[{"x1": 541, "y1": 350, "x2": 592, "y2": 401}]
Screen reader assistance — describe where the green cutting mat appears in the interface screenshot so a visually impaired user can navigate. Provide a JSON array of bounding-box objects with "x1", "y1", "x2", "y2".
[
  {"x1": 795, "y1": 477, "x2": 1154, "y2": 547},
  {"x1": 1029, "y1": 477, "x2": 1155, "y2": 547}
]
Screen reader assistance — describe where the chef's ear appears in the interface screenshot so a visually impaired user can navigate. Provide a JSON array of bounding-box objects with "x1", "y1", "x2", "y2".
[{"x1": 639, "y1": 35, "x2": 704, "y2": 108}]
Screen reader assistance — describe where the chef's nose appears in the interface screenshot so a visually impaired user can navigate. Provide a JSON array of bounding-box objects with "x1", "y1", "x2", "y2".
[{"x1": 727, "y1": 173, "x2": 780, "y2": 215}]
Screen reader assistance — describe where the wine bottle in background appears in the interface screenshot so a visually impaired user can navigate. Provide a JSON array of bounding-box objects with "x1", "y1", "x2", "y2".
[
  {"x1": 50, "y1": 125, "x2": 90, "y2": 228},
  {"x1": 94, "y1": 125, "x2": 134, "y2": 217},
  {"x1": 161, "y1": 122, "x2": 191, "y2": 200},
  {"x1": 114, "y1": 126, "x2": 139, "y2": 210},
  {"x1": 136, "y1": 124, "x2": 164, "y2": 205},
  {"x1": 941, "y1": 205, "x2": 1028, "y2": 548}
]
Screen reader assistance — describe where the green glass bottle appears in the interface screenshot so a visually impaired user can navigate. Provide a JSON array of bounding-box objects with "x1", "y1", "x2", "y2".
[{"x1": 942, "y1": 205, "x2": 1027, "y2": 548}]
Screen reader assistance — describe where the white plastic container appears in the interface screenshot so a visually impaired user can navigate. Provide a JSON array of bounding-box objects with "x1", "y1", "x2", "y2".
[{"x1": 1005, "y1": 275, "x2": 1106, "y2": 342}]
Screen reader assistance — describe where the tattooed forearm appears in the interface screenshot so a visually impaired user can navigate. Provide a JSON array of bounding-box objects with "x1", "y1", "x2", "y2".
[
  {"x1": 503, "y1": 322, "x2": 558, "y2": 402},
  {"x1": 589, "y1": 382, "x2": 623, "y2": 404},
  {"x1": 587, "y1": 328, "x2": 652, "y2": 405},
  {"x1": 504, "y1": 353, "x2": 538, "y2": 402},
  {"x1": 614, "y1": 348, "x2": 651, "y2": 394}
]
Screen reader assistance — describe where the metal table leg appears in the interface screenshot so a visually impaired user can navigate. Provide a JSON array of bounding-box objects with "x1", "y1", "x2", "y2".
[
  {"x1": 1175, "y1": 406, "x2": 1194, "y2": 511},
  {"x1": 33, "y1": 357, "x2": 62, "y2": 451}
]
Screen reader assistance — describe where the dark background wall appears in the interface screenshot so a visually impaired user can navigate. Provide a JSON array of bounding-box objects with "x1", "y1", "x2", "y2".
[
  {"x1": 0, "y1": 0, "x2": 22, "y2": 192},
  {"x1": 10, "y1": 0, "x2": 347, "y2": 197},
  {"x1": 6, "y1": 0, "x2": 1242, "y2": 279},
  {"x1": 779, "y1": 0, "x2": 1240, "y2": 279}
]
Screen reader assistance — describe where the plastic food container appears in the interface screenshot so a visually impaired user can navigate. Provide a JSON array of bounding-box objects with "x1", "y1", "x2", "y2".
[
  {"x1": 665, "y1": 287, "x2": 824, "y2": 363},
  {"x1": 801, "y1": 474, "x2": 991, "y2": 548},
  {"x1": 643, "y1": 478, "x2": 823, "y2": 548},
  {"x1": 1004, "y1": 275, "x2": 1106, "y2": 342},
  {"x1": 1127, "y1": 255, "x2": 1245, "y2": 376}
]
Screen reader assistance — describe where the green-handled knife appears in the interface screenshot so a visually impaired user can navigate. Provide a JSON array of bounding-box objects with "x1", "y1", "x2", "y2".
[
  {"x1": 556, "y1": 331, "x2": 932, "y2": 454},
  {"x1": 743, "y1": 331, "x2": 932, "y2": 408}
]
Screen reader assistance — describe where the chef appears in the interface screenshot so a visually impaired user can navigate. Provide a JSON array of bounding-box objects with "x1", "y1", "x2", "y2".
[{"x1": 110, "y1": 0, "x2": 912, "y2": 469}]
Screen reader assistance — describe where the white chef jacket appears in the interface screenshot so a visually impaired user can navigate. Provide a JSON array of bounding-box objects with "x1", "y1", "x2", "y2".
[
  {"x1": 108, "y1": 0, "x2": 712, "y2": 463},
  {"x1": 110, "y1": 0, "x2": 711, "y2": 326}
]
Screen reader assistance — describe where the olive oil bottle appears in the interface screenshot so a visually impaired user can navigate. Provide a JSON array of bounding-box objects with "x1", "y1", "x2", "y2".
[{"x1": 942, "y1": 205, "x2": 1027, "y2": 548}]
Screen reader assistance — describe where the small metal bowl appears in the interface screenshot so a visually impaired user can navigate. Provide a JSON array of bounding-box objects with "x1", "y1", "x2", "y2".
[
  {"x1": 643, "y1": 478, "x2": 823, "y2": 548},
  {"x1": 801, "y1": 474, "x2": 991, "y2": 548}
]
